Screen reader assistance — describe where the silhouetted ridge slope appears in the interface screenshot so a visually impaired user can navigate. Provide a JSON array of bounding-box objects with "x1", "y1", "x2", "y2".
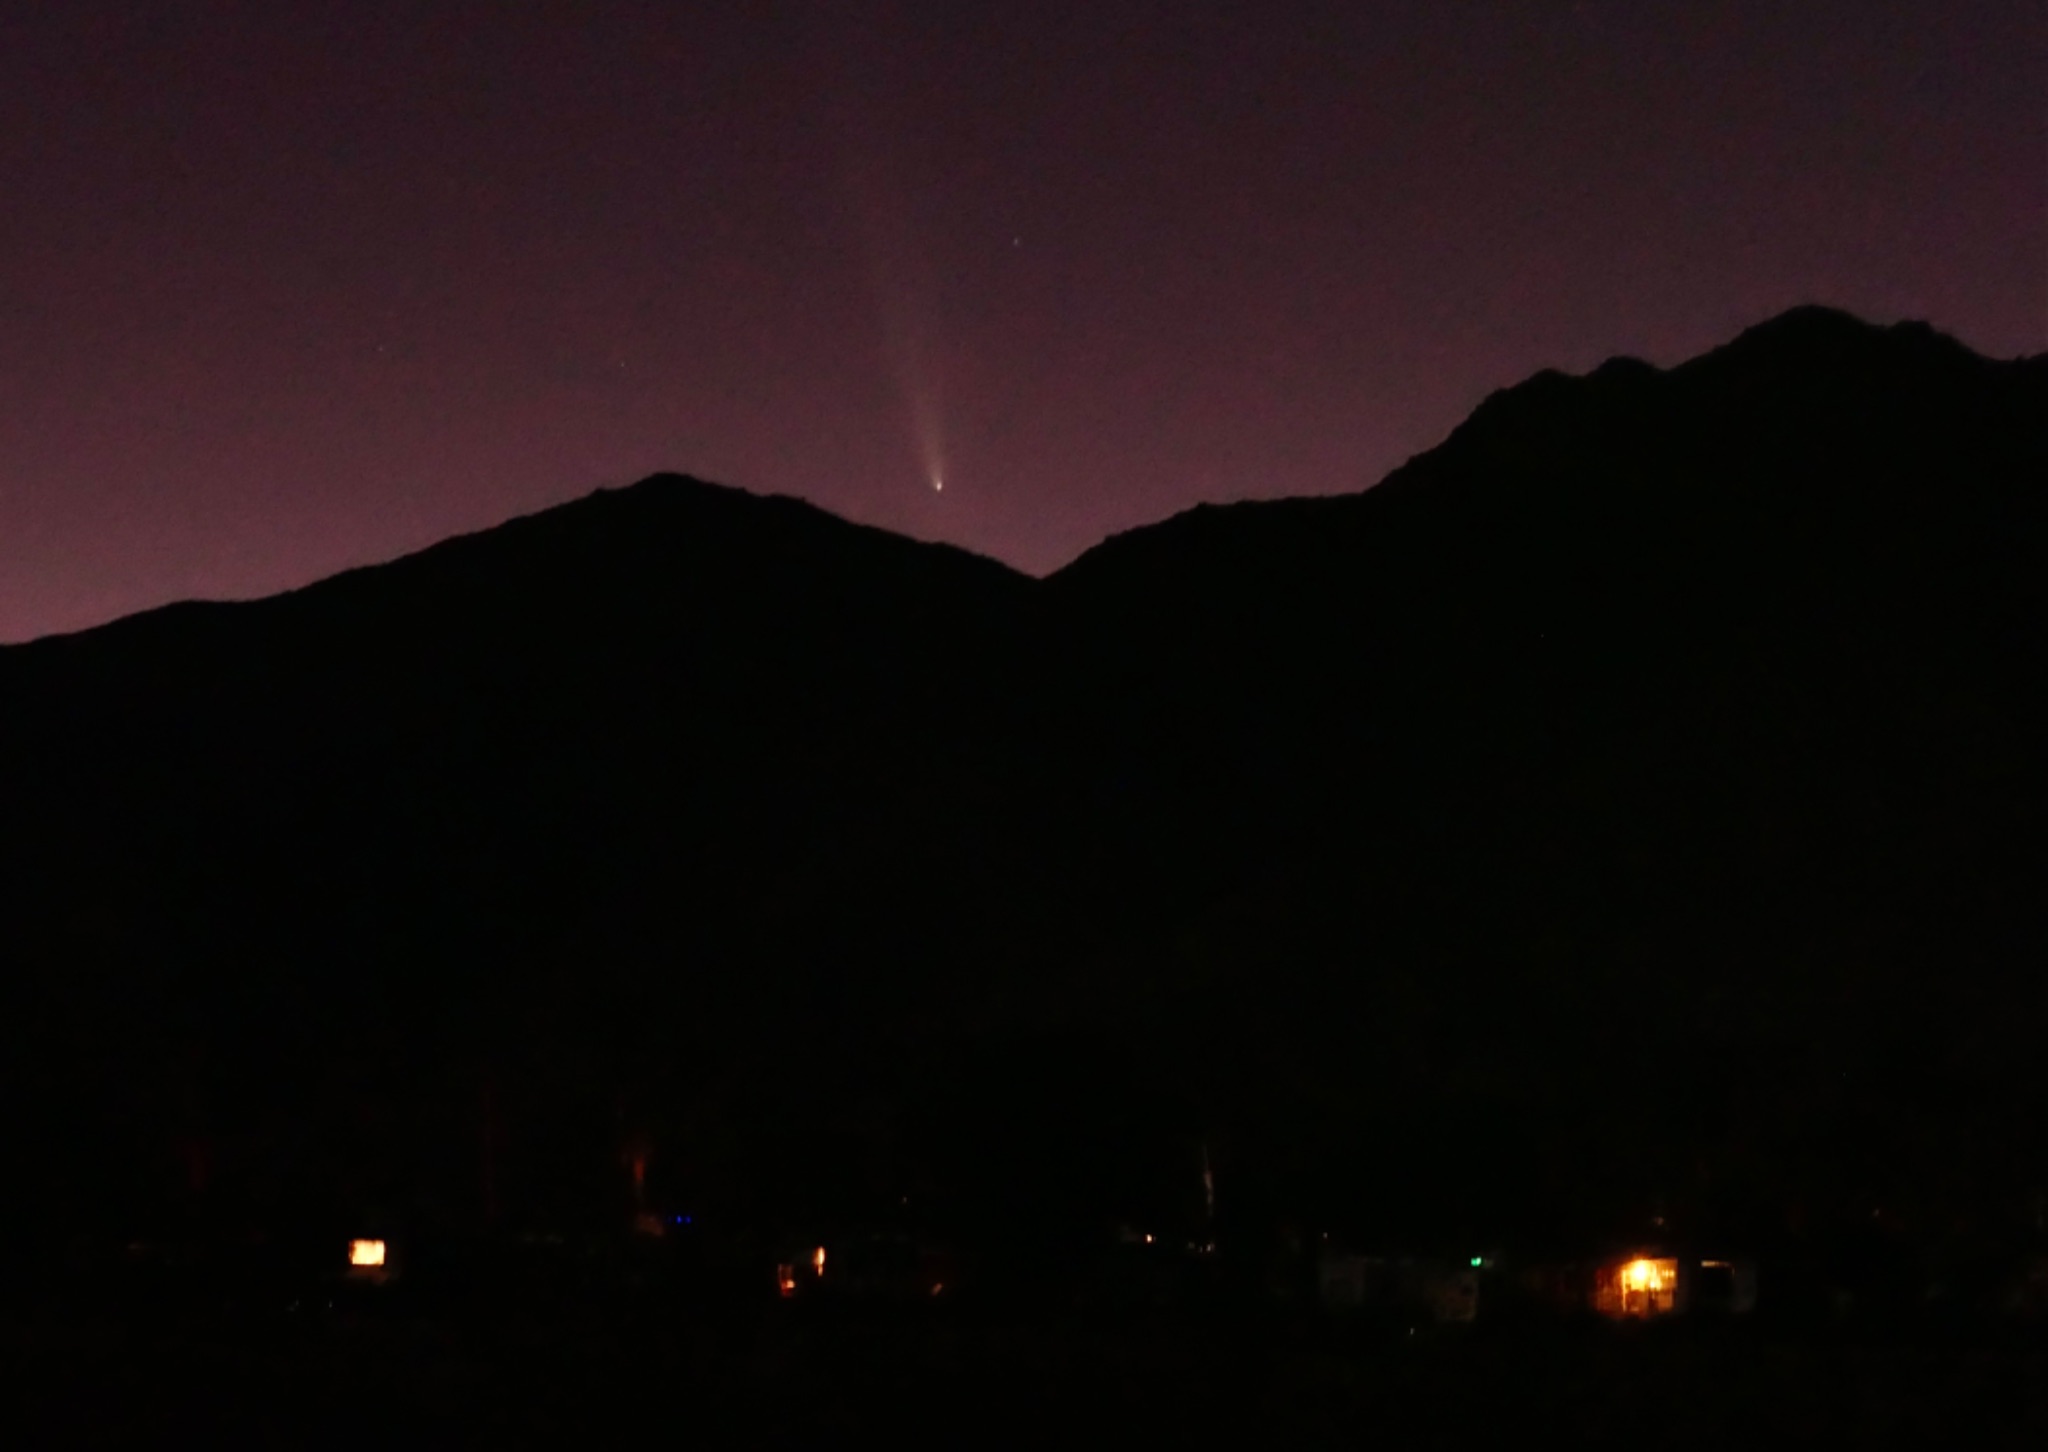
[
  {"x1": 1039, "y1": 311, "x2": 2046, "y2": 1237},
  {"x1": 0, "y1": 476, "x2": 1049, "y2": 1224},
  {"x1": 1055, "y1": 309, "x2": 2035, "y2": 593}
]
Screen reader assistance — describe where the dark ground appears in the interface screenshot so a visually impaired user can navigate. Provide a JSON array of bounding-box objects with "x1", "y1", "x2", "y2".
[{"x1": 4, "y1": 1308, "x2": 2044, "y2": 1449}]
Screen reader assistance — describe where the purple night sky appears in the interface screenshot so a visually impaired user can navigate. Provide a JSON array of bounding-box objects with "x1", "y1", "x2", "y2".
[{"x1": 1, "y1": 1, "x2": 2041, "y2": 642}]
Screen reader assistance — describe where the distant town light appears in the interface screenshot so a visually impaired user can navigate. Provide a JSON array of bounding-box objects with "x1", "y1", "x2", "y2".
[
  {"x1": 813, "y1": 1246, "x2": 826, "y2": 1275},
  {"x1": 777, "y1": 1263, "x2": 798, "y2": 1297},
  {"x1": 349, "y1": 1239, "x2": 386, "y2": 1268},
  {"x1": 1595, "y1": 1255, "x2": 1681, "y2": 1318}
]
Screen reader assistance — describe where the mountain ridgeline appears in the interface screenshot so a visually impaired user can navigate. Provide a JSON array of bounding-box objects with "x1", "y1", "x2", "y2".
[{"x1": 2, "y1": 308, "x2": 2044, "y2": 1251}]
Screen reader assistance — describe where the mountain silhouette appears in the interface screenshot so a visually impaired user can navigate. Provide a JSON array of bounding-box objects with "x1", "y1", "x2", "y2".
[{"x1": 2, "y1": 308, "x2": 2042, "y2": 1255}]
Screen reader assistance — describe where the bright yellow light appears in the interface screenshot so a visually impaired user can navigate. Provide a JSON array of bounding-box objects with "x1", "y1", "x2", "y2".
[
  {"x1": 813, "y1": 1246, "x2": 826, "y2": 1274},
  {"x1": 1600, "y1": 1257, "x2": 1679, "y2": 1318},
  {"x1": 349, "y1": 1239, "x2": 386, "y2": 1268}
]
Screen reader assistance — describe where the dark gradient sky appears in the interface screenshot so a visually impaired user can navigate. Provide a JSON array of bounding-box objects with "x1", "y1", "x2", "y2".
[{"x1": 2, "y1": 2, "x2": 2041, "y2": 642}]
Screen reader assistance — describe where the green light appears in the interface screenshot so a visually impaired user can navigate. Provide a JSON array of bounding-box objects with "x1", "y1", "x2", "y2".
[{"x1": 1469, "y1": 1256, "x2": 1483, "y2": 1267}]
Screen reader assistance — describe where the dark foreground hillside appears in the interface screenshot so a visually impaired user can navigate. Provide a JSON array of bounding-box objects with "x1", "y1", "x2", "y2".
[{"x1": 4, "y1": 1310, "x2": 2045, "y2": 1449}]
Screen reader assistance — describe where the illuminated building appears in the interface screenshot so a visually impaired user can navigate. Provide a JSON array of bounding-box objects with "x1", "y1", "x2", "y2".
[{"x1": 1588, "y1": 1252, "x2": 1757, "y2": 1317}]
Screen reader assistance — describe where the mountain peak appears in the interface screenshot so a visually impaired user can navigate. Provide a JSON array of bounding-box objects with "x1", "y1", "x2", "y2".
[
  {"x1": 1700, "y1": 305, "x2": 1978, "y2": 372},
  {"x1": 1737, "y1": 302, "x2": 1883, "y2": 341}
]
